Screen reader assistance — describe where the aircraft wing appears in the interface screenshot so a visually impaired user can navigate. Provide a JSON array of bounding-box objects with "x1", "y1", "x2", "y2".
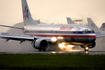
[
  {"x1": 96, "y1": 34, "x2": 105, "y2": 38},
  {"x1": 0, "y1": 33, "x2": 52, "y2": 43},
  {"x1": 0, "y1": 33, "x2": 34, "y2": 42}
]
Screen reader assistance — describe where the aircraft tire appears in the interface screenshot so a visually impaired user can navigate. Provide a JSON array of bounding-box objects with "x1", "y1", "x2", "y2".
[
  {"x1": 43, "y1": 49, "x2": 46, "y2": 51},
  {"x1": 38, "y1": 49, "x2": 42, "y2": 51}
]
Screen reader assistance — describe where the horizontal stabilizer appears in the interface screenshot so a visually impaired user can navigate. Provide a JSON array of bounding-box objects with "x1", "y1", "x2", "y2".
[{"x1": 0, "y1": 25, "x2": 23, "y2": 29}]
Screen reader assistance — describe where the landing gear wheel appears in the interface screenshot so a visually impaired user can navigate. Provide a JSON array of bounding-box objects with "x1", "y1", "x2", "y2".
[
  {"x1": 84, "y1": 47, "x2": 89, "y2": 51},
  {"x1": 43, "y1": 49, "x2": 46, "y2": 51},
  {"x1": 38, "y1": 49, "x2": 42, "y2": 51}
]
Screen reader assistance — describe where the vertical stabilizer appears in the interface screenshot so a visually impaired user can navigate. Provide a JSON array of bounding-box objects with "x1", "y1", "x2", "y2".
[
  {"x1": 22, "y1": 0, "x2": 38, "y2": 26},
  {"x1": 87, "y1": 18, "x2": 100, "y2": 34},
  {"x1": 67, "y1": 17, "x2": 74, "y2": 24},
  {"x1": 100, "y1": 23, "x2": 105, "y2": 31}
]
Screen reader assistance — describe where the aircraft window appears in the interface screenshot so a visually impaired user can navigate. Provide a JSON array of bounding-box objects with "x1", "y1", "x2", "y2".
[
  {"x1": 77, "y1": 31, "x2": 83, "y2": 34},
  {"x1": 92, "y1": 30, "x2": 95, "y2": 33},
  {"x1": 83, "y1": 30, "x2": 94, "y2": 33},
  {"x1": 84, "y1": 30, "x2": 88, "y2": 33},
  {"x1": 73, "y1": 32, "x2": 77, "y2": 34},
  {"x1": 88, "y1": 31, "x2": 91, "y2": 33}
]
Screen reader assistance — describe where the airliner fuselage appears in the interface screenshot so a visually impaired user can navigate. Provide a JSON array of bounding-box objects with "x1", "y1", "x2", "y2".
[{"x1": 24, "y1": 24, "x2": 96, "y2": 47}]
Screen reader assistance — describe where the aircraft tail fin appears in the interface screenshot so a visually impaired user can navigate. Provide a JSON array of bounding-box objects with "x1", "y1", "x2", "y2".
[
  {"x1": 87, "y1": 18, "x2": 100, "y2": 33},
  {"x1": 100, "y1": 23, "x2": 105, "y2": 31},
  {"x1": 67, "y1": 17, "x2": 74, "y2": 24},
  {"x1": 21, "y1": 0, "x2": 38, "y2": 26}
]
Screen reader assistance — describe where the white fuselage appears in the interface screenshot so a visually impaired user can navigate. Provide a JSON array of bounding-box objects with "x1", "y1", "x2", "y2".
[{"x1": 24, "y1": 24, "x2": 96, "y2": 38}]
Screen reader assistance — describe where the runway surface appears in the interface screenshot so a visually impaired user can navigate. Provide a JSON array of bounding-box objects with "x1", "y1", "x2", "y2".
[{"x1": 0, "y1": 50, "x2": 105, "y2": 55}]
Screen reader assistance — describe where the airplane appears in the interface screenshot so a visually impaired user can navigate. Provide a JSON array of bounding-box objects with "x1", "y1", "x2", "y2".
[
  {"x1": 67, "y1": 17, "x2": 83, "y2": 25},
  {"x1": 0, "y1": 0, "x2": 105, "y2": 52},
  {"x1": 87, "y1": 18, "x2": 105, "y2": 34},
  {"x1": 67, "y1": 17, "x2": 105, "y2": 34}
]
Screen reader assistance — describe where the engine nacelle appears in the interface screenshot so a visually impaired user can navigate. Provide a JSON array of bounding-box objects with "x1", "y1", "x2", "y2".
[
  {"x1": 32, "y1": 39, "x2": 48, "y2": 49},
  {"x1": 89, "y1": 42, "x2": 96, "y2": 48},
  {"x1": 80, "y1": 42, "x2": 96, "y2": 49}
]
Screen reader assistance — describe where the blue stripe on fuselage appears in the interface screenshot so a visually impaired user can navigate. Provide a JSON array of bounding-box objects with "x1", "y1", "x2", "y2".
[{"x1": 24, "y1": 30, "x2": 94, "y2": 34}]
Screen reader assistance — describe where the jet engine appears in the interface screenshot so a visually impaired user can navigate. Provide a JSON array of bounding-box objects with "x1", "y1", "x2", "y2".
[
  {"x1": 89, "y1": 42, "x2": 96, "y2": 48},
  {"x1": 32, "y1": 39, "x2": 48, "y2": 50},
  {"x1": 80, "y1": 42, "x2": 96, "y2": 49}
]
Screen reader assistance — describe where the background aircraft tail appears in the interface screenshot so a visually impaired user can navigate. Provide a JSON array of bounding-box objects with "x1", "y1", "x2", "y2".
[
  {"x1": 22, "y1": 0, "x2": 38, "y2": 26},
  {"x1": 87, "y1": 18, "x2": 101, "y2": 34},
  {"x1": 100, "y1": 23, "x2": 105, "y2": 31},
  {"x1": 67, "y1": 17, "x2": 74, "y2": 24}
]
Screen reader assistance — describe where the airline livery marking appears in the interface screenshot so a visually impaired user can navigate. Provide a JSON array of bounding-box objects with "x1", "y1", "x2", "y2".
[
  {"x1": 23, "y1": 9, "x2": 26, "y2": 19},
  {"x1": 60, "y1": 26, "x2": 73, "y2": 30},
  {"x1": 23, "y1": 6, "x2": 29, "y2": 19}
]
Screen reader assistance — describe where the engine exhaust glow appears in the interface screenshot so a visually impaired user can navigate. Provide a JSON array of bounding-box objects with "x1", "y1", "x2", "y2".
[
  {"x1": 58, "y1": 37, "x2": 64, "y2": 39},
  {"x1": 58, "y1": 43, "x2": 82, "y2": 52},
  {"x1": 51, "y1": 51, "x2": 56, "y2": 54},
  {"x1": 59, "y1": 43, "x2": 65, "y2": 48},
  {"x1": 67, "y1": 45, "x2": 75, "y2": 48},
  {"x1": 58, "y1": 43, "x2": 75, "y2": 51},
  {"x1": 85, "y1": 51, "x2": 89, "y2": 54}
]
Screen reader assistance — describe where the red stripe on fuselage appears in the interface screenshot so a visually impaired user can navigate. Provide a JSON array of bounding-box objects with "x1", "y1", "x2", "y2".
[
  {"x1": 23, "y1": 9, "x2": 26, "y2": 19},
  {"x1": 29, "y1": 34, "x2": 96, "y2": 38}
]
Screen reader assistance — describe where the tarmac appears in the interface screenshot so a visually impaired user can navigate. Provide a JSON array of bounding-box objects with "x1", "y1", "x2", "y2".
[{"x1": 0, "y1": 49, "x2": 105, "y2": 55}]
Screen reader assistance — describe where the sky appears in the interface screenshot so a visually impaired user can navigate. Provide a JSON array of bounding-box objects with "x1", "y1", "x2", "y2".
[{"x1": 0, "y1": 0, "x2": 105, "y2": 31}]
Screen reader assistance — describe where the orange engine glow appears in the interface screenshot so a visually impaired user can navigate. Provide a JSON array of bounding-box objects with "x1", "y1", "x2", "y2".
[
  {"x1": 58, "y1": 43, "x2": 75, "y2": 51},
  {"x1": 58, "y1": 42, "x2": 83, "y2": 52}
]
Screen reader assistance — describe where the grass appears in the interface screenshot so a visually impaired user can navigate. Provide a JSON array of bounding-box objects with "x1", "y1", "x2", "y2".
[{"x1": 0, "y1": 53, "x2": 105, "y2": 70}]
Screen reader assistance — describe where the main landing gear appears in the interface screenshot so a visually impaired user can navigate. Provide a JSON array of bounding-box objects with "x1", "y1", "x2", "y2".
[{"x1": 38, "y1": 49, "x2": 46, "y2": 51}]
